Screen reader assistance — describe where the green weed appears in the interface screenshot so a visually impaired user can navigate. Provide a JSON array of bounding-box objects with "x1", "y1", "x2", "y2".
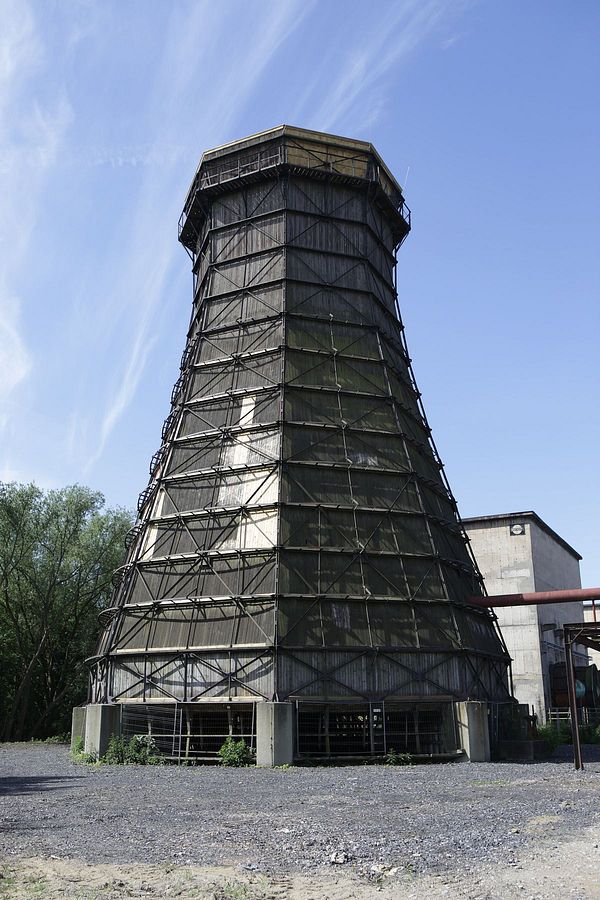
[
  {"x1": 69, "y1": 735, "x2": 97, "y2": 764},
  {"x1": 217, "y1": 737, "x2": 255, "y2": 767},
  {"x1": 101, "y1": 734, "x2": 162, "y2": 765},
  {"x1": 384, "y1": 747, "x2": 413, "y2": 766},
  {"x1": 44, "y1": 732, "x2": 71, "y2": 744}
]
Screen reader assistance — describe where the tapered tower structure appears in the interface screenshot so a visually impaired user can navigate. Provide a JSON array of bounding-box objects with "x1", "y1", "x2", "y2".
[{"x1": 87, "y1": 127, "x2": 511, "y2": 762}]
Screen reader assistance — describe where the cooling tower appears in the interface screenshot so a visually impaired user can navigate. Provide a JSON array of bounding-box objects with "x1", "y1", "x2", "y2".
[{"x1": 85, "y1": 126, "x2": 511, "y2": 762}]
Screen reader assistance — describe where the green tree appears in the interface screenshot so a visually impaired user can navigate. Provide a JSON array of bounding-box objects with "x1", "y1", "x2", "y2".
[{"x1": 0, "y1": 483, "x2": 132, "y2": 740}]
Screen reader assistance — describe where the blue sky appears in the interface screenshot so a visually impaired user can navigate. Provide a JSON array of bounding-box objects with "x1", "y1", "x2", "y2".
[{"x1": 1, "y1": 0, "x2": 599, "y2": 585}]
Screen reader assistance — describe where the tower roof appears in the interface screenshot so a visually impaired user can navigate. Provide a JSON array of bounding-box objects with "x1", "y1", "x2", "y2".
[
  {"x1": 195, "y1": 125, "x2": 403, "y2": 192},
  {"x1": 179, "y1": 124, "x2": 410, "y2": 251}
]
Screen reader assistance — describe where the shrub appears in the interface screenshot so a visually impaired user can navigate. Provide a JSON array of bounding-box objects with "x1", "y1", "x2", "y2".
[
  {"x1": 102, "y1": 735, "x2": 128, "y2": 764},
  {"x1": 101, "y1": 734, "x2": 162, "y2": 765},
  {"x1": 124, "y1": 734, "x2": 162, "y2": 765},
  {"x1": 579, "y1": 724, "x2": 600, "y2": 745},
  {"x1": 535, "y1": 722, "x2": 571, "y2": 753},
  {"x1": 534, "y1": 721, "x2": 600, "y2": 749},
  {"x1": 384, "y1": 747, "x2": 413, "y2": 766},
  {"x1": 217, "y1": 736, "x2": 255, "y2": 767},
  {"x1": 534, "y1": 722, "x2": 563, "y2": 752}
]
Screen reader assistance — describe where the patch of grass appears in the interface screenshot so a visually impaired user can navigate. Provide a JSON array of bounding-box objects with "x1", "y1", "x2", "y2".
[
  {"x1": 22, "y1": 873, "x2": 49, "y2": 895},
  {"x1": 0, "y1": 865, "x2": 17, "y2": 896},
  {"x1": 214, "y1": 879, "x2": 269, "y2": 900}
]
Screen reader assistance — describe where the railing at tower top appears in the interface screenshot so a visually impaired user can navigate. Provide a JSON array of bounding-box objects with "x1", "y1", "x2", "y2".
[
  {"x1": 198, "y1": 145, "x2": 283, "y2": 188},
  {"x1": 178, "y1": 138, "x2": 411, "y2": 249}
]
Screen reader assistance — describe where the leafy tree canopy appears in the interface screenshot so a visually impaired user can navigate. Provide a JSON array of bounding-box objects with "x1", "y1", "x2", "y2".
[{"x1": 0, "y1": 482, "x2": 132, "y2": 740}]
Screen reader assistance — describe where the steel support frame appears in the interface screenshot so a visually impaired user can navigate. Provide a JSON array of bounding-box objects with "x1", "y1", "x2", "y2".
[
  {"x1": 90, "y1": 131, "x2": 511, "y2": 732},
  {"x1": 563, "y1": 622, "x2": 600, "y2": 770}
]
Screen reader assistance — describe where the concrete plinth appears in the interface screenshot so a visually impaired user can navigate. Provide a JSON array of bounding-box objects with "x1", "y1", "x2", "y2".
[
  {"x1": 84, "y1": 704, "x2": 121, "y2": 759},
  {"x1": 256, "y1": 702, "x2": 294, "y2": 767},
  {"x1": 71, "y1": 706, "x2": 87, "y2": 751},
  {"x1": 455, "y1": 700, "x2": 490, "y2": 762}
]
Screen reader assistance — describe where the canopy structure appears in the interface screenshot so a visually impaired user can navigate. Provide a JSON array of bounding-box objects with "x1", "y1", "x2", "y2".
[{"x1": 88, "y1": 126, "x2": 511, "y2": 759}]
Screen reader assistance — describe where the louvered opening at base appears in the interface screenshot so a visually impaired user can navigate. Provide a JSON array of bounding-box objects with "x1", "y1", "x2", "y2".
[
  {"x1": 121, "y1": 702, "x2": 256, "y2": 760},
  {"x1": 295, "y1": 700, "x2": 457, "y2": 759}
]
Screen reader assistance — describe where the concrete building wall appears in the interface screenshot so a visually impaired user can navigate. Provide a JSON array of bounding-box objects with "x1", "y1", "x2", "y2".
[
  {"x1": 464, "y1": 512, "x2": 585, "y2": 722},
  {"x1": 529, "y1": 524, "x2": 586, "y2": 709},
  {"x1": 465, "y1": 517, "x2": 543, "y2": 717}
]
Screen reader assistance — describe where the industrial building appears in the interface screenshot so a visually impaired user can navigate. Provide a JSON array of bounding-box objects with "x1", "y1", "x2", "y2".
[
  {"x1": 82, "y1": 126, "x2": 512, "y2": 764},
  {"x1": 464, "y1": 511, "x2": 589, "y2": 722}
]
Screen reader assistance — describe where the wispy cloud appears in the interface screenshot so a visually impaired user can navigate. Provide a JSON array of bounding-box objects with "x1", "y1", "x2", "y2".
[
  {"x1": 81, "y1": 244, "x2": 171, "y2": 472},
  {"x1": 83, "y1": 143, "x2": 189, "y2": 169},
  {"x1": 85, "y1": 0, "x2": 314, "y2": 467},
  {"x1": 0, "y1": 0, "x2": 41, "y2": 90},
  {"x1": 83, "y1": 0, "x2": 452, "y2": 468},
  {"x1": 299, "y1": 0, "x2": 458, "y2": 133},
  {"x1": 441, "y1": 33, "x2": 463, "y2": 50},
  {"x1": 0, "y1": 0, "x2": 72, "y2": 427},
  {"x1": 0, "y1": 295, "x2": 30, "y2": 428},
  {"x1": 0, "y1": 0, "x2": 471, "y2": 490}
]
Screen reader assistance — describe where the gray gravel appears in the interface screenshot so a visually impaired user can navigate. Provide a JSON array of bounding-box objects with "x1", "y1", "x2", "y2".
[{"x1": 1, "y1": 743, "x2": 600, "y2": 879}]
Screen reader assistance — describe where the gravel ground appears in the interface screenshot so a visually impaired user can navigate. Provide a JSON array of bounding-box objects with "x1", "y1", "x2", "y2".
[{"x1": 1, "y1": 743, "x2": 600, "y2": 897}]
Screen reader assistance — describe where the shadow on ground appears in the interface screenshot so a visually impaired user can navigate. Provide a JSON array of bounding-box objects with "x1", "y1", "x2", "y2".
[
  {"x1": 549, "y1": 743, "x2": 600, "y2": 764},
  {"x1": 0, "y1": 775, "x2": 84, "y2": 797}
]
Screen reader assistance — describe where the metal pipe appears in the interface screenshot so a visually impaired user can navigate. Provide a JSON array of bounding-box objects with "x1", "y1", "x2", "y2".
[{"x1": 467, "y1": 587, "x2": 600, "y2": 608}]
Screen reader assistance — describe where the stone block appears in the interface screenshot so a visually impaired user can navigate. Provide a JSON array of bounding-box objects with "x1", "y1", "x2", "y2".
[{"x1": 84, "y1": 704, "x2": 121, "y2": 759}]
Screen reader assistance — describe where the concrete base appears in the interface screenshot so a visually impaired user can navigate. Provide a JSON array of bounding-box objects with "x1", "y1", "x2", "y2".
[
  {"x1": 71, "y1": 706, "x2": 87, "y2": 751},
  {"x1": 455, "y1": 701, "x2": 491, "y2": 762},
  {"x1": 84, "y1": 704, "x2": 121, "y2": 759},
  {"x1": 256, "y1": 702, "x2": 295, "y2": 767}
]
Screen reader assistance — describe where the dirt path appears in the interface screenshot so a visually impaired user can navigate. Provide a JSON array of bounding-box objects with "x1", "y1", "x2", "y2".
[
  {"x1": 0, "y1": 817, "x2": 600, "y2": 900},
  {"x1": 0, "y1": 857, "x2": 397, "y2": 899},
  {"x1": 2, "y1": 829, "x2": 600, "y2": 900}
]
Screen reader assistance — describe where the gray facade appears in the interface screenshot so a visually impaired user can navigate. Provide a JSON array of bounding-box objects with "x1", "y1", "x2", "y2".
[
  {"x1": 464, "y1": 511, "x2": 586, "y2": 721},
  {"x1": 88, "y1": 127, "x2": 510, "y2": 759}
]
